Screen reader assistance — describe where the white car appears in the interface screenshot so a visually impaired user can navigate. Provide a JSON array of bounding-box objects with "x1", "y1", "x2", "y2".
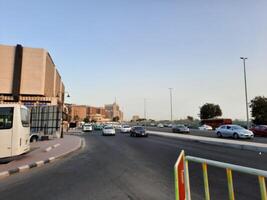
[
  {"x1": 120, "y1": 125, "x2": 131, "y2": 133},
  {"x1": 198, "y1": 124, "x2": 213, "y2": 131},
  {"x1": 102, "y1": 126, "x2": 116, "y2": 136},
  {"x1": 216, "y1": 125, "x2": 254, "y2": 139},
  {"x1": 82, "y1": 123, "x2": 93, "y2": 132},
  {"x1": 168, "y1": 124, "x2": 173, "y2": 128},
  {"x1": 157, "y1": 123, "x2": 164, "y2": 128}
]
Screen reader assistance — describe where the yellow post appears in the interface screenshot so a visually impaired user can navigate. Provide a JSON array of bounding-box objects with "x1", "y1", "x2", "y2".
[
  {"x1": 226, "y1": 168, "x2": 235, "y2": 200},
  {"x1": 202, "y1": 163, "x2": 210, "y2": 200},
  {"x1": 258, "y1": 176, "x2": 267, "y2": 200}
]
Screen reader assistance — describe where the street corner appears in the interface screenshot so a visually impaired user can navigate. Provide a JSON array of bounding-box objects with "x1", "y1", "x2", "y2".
[{"x1": 0, "y1": 135, "x2": 83, "y2": 180}]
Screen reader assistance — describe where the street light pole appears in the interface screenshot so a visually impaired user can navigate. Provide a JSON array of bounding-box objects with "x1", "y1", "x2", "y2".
[
  {"x1": 169, "y1": 88, "x2": 173, "y2": 122},
  {"x1": 240, "y1": 57, "x2": 249, "y2": 129},
  {"x1": 144, "y1": 98, "x2": 147, "y2": 120}
]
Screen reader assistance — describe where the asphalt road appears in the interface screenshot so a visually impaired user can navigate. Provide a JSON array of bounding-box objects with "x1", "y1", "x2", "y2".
[
  {"x1": 147, "y1": 126, "x2": 267, "y2": 144},
  {"x1": 0, "y1": 130, "x2": 266, "y2": 200}
]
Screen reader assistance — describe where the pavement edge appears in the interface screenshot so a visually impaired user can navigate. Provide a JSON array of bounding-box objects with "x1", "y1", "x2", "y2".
[{"x1": 0, "y1": 137, "x2": 84, "y2": 180}]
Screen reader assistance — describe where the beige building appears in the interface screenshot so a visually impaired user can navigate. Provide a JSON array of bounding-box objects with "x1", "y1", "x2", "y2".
[
  {"x1": 105, "y1": 103, "x2": 123, "y2": 121},
  {"x1": 69, "y1": 102, "x2": 123, "y2": 122},
  {"x1": 0, "y1": 44, "x2": 65, "y2": 106},
  {"x1": 132, "y1": 115, "x2": 140, "y2": 122}
]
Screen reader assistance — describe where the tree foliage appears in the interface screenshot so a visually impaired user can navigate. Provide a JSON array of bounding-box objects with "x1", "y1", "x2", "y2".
[
  {"x1": 112, "y1": 116, "x2": 120, "y2": 122},
  {"x1": 200, "y1": 103, "x2": 222, "y2": 120},
  {"x1": 187, "y1": 116, "x2": 194, "y2": 121},
  {"x1": 83, "y1": 117, "x2": 90, "y2": 123},
  {"x1": 250, "y1": 96, "x2": 267, "y2": 125}
]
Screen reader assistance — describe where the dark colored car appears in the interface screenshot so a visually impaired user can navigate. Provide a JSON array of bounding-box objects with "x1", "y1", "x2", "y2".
[
  {"x1": 250, "y1": 125, "x2": 267, "y2": 137},
  {"x1": 130, "y1": 126, "x2": 148, "y2": 137},
  {"x1": 172, "y1": 124, "x2": 190, "y2": 133}
]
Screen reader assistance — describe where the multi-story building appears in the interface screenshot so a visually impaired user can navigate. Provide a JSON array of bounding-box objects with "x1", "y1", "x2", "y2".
[
  {"x1": 70, "y1": 105, "x2": 87, "y2": 121},
  {"x1": 132, "y1": 115, "x2": 140, "y2": 122},
  {"x1": 0, "y1": 44, "x2": 65, "y2": 106},
  {"x1": 69, "y1": 103, "x2": 123, "y2": 122},
  {"x1": 104, "y1": 103, "x2": 123, "y2": 121}
]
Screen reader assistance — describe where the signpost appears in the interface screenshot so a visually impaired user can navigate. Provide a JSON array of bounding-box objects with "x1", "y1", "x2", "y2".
[{"x1": 174, "y1": 150, "x2": 186, "y2": 200}]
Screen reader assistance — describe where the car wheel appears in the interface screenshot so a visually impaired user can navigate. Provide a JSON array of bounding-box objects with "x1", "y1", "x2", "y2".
[
  {"x1": 233, "y1": 133, "x2": 238, "y2": 139},
  {"x1": 31, "y1": 136, "x2": 38, "y2": 143},
  {"x1": 217, "y1": 132, "x2": 222, "y2": 138}
]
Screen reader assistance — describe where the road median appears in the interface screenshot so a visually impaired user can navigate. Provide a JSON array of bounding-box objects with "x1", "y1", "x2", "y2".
[{"x1": 148, "y1": 130, "x2": 267, "y2": 153}]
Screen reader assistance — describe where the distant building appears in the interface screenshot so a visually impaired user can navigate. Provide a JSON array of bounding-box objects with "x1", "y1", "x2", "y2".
[
  {"x1": 69, "y1": 102, "x2": 123, "y2": 122},
  {"x1": 132, "y1": 115, "x2": 140, "y2": 122},
  {"x1": 105, "y1": 102, "x2": 123, "y2": 121},
  {"x1": 0, "y1": 44, "x2": 65, "y2": 106}
]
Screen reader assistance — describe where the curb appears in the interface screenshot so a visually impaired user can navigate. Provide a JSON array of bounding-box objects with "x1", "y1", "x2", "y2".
[
  {"x1": 0, "y1": 137, "x2": 84, "y2": 180},
  {"x1": 148, "y1": 131, "x2": 267, "y2": 153}
]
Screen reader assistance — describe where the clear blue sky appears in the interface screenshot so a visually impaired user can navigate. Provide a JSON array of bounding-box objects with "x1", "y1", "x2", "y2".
[{"x1": 1, "y1": 0, "x2": 267, "y2": 120}]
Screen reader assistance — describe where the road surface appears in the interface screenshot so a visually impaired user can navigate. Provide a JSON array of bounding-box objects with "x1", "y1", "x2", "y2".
[{"x1": 0, "y1": 130, "x2": 266, "y2": 200}]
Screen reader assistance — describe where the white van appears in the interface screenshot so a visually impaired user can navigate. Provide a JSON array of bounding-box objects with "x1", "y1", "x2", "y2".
[{"x1": 0, "y1": 104, "x2": 30, "y2": 159}]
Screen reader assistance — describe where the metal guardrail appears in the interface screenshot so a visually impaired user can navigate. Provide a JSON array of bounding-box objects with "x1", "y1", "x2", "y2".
[{"x1": 174, "y1": 150, "x2": 267, "y2": 200}]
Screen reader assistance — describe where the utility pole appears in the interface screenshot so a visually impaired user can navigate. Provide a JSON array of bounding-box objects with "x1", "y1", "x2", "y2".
[
  {"x1": 144, "y1": 98, "x2": 147, "y2": 127},
  {"x1": 169, "y1": 88, "x2": 173, "y2": 122},
  {"x1": 240, "y1": 57, "x2": 249, "y2": 129}
]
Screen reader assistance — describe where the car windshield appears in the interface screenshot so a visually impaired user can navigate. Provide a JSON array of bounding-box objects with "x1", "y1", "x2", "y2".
[
  {"x1": 105, "y1": 126, "x2": 113, "y2": 129},
  {"x1": 123, "y1": 125, "x2": 130, "y2": 128}
]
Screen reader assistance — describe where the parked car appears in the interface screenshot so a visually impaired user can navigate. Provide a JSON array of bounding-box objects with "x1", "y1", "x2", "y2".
[
  {"x1": 82, "y1": 123, "x2": 93, "y2": 132},
  {"x1": 157, "y1": 123, "x2": 164, "y2": 128},
  {"x1": 168, "y1": 124, "x2": 173, "y2": 128},
  {"x1": 172, "y1": 124, "x2": 190, "y2": 133},
  {"x1": 250, "y1": 125, "x2": 267, "y2": 137},
  {"x1": 102, "y1": 126, "x2": 116, "y2": 136},
  {"x1": 130, "y1": 126, "x2": 148, "y2": 137},
  {"x1": 120, "y1": 125, "x2": 131, "y2": 133},
  {"x1": 216, "y1": 125, "x2": 254, "y2": 139},
  {"x1": 199, "y1": 124, "x2": 213, "y2": 131}
]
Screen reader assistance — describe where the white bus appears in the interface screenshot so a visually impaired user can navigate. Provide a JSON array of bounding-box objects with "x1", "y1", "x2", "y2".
[{"x1": 0, "y1": 104, "x2": 30, "y2": 159}]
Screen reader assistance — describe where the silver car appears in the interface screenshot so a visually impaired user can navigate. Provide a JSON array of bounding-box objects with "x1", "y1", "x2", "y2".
[{"x1": 216, "y1": 125, "x2": 254, "y2": 139}]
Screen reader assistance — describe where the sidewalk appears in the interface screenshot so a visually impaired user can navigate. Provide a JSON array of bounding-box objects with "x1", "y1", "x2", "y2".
[
  {"x1": 148, "y1": 130, "x2": 267, "y2": 153},
  {"x1": 0, "y1": 135, "x2": 82, "y2": 179}
]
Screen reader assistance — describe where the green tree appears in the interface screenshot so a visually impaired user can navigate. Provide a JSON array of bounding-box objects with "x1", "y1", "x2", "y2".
[
  {"x1": 74, "y1": 115, "x2": 79, "y2": 121},
  {"x1": 187, "y1": 116, "x2": 194, "y2": 121},
  {"x1": 200, "y1": 103, "x2": 222, "y2": 120},
  {"x1": 83, "y1": 117, "x2": 90, "y2": 123},
  {"x1": 112, "y1": 116, "x2": 120, "y2": 122},
  {"x1": 250, "y1": 96, "x2": 267, "y2": 125}
]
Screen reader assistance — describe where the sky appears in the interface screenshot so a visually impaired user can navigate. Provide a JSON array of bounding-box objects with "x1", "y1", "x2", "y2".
[{"x1": 1, "y1": 0, "x2": 267, "y2": 120}]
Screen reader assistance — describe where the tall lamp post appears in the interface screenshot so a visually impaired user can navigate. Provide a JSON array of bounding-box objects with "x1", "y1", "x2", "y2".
[
  {"x1": 240, "y1": 57, "x2": 249, "y2": 129},
  {"x1": 57, "y1": 92, "x2": 70, "y2": 138},
  {"x1": 143, "y1": 98, "x2": 147, "y2": 128},
  {"x1": 169, "y1": 88, "x2": 173, "y2": 123}
]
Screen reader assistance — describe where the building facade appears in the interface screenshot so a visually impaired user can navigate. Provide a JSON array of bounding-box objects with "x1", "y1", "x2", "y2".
[
  {"x1": 104, "y1": 103, "x2": 123, "y2": 121},
  {"x1": 69, "y1": 103, "x2": 123, "y2": 122},
  {"x1": 0, "y1": 44, "x2": 65, "y2": 106}
]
